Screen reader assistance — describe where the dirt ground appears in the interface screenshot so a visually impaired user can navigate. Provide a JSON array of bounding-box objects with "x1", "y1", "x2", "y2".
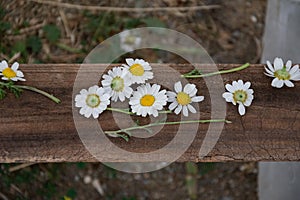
[{"x1": 0, "y1": 0, "x2": 266, "y2": 199}]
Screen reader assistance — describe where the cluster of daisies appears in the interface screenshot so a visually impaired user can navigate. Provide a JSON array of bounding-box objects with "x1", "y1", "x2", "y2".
[
  {"x1": 75, "y1": 58, "x2": 204, "y2": 118},
  {"x1": 0, "y1": 60, "x2": 25, "y2": 82},
  {"x1": 75, "y1": 57, "x2": 300, "y2": 119},
  {"x1": 223, "y1": 57, "x2": 300, "y2": 115}
]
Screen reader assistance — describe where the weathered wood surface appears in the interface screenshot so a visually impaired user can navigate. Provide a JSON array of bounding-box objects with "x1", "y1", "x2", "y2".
[{"x1": 1, "y1": 64, "x2": 300, "y2": 163}]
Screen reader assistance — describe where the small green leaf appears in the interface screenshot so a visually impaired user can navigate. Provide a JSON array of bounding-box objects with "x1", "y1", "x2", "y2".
[
  {"x1": 124, "y1": 18, "x2": 142, "y2": 29},
  {"x1": 0, "y1": 21, "x2": 11, "y2": 33},
  {"x1": 10, "y1": 86, "x2": 22, "y2": 98},
  {"x1": 0, "y1": 88, "x2": 7, "y2": 100},
  {"x1": 118, "y1": 134, "x2": 129, "y2": 142},
  {"x1": 76, "y1": 162, "x2": 86, "y2": 169},
  {"x1": 66, "y1": 188, "x2": 77, "y2": 198},
  {"x1": 123, "y1": 130, "x2": 132, "y2": 137},
  {"x1": 12, "y1": 40, "x2": 26, "y2": 54},
  {"x1": 187, "y1": 69, "x2": 202, "y2": 76},
  {"x1": 26, "y1": 36, "x2": 42, "y2": 53},
  {"x1": 142, "y1": 17, "x2": 166, "y2": 28},
  {"x1": 43, "y1": 24, "x2": 61, "y2": 43}
]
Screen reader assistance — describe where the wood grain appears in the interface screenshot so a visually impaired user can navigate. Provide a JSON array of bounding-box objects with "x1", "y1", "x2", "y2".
[{"x1": 0, "y1": 64, "x2": 299, "y2": 163}]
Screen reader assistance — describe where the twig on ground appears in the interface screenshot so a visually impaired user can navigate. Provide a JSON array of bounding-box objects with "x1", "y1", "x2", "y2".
[
  {"x1": 9, "y1": 163, "x2": 35, "y2": 173},
  {"x1": 8, "y1": 52, "x2": 21, "y2": 63},
  {"x1": 59, "y1": 9, "x2": 71, "y2": 38},
  {"x1": 7, "y1": 22, "x2": 45, "y2": 35},
  {"x1": 0, "y1": 192, "x2": 9, "y2": 200},
  {"x1": 30, "y1": 0, "x2": 220, "y2": 12}
]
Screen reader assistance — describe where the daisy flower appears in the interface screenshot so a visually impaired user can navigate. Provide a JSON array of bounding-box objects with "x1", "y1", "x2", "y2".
[
  {"x1": 0, "y1": 60, "x2": 25, "y2": 81},
  {"x1": 166, "y1": 81, "x2": 204, "y2": 117},
  {"x1": 122, "y1": 58, "x2": 153, "y2": 84},
  {"x1": 265, "y1": 57, "x2": 300, "y2": 88},
  {"x1": 75, "y1": 85, "x2": 110, "y2": 118},
  {"x1": 222, "y1": 80, "x2": 254, "y2": 116},
  {"x1": 129, "y1": 83, "x2": 167, "y2": 117},
  {"x1": 119, "y1": 30, "x2": 141, "y2": 52},
  {"x1": 101, "y1": 67, "x2": 133, "y2": 102}
]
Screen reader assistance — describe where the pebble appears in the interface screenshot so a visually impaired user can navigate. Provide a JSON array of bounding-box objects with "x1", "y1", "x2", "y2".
[{"x1": 83, "y1": 175, "x2": 92, "y2": 184}]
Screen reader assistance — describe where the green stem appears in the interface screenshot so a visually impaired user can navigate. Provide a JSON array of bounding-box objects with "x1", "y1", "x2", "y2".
[
  {"x1": 106, "y1": 107, "x2": 172, "y2": 115},
  {"x1": 16, "y1": 85, "x2": 61, "y2": 104},
  {"x1": 182, "y1": 63, "x2": 250, "y2": 78},
  {"x1": 105, "y1": 119, "x2": 231, "y2": 135},
  {"x1": 107, "y1": 107, "x2": 133, "y2": 115},
  {"x1": 55, "y1": 43, "x2": 82, "y2": 54}
]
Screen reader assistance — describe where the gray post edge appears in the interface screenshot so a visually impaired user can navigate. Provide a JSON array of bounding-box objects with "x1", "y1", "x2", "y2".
[{"x1": 259, "y1": 0, "x2": 300, "y2": 199}]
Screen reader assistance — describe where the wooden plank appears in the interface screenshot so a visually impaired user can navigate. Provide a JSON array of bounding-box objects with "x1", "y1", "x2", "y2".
[{"x1": 0, "y1": 63, "x2": 299, "y2": 163}]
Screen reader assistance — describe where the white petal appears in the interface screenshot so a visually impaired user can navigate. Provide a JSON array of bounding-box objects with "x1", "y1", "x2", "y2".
[
  {"x1": 244, "y1": 100, "x2": 251, "y2": 107},
  {"x1": 152, "y1": 109, "x2": 158, "y2": 117},
  {"x1": 243, "y1": 82, "x2": 251, "y2": 90},
  {"x1": 167, "y1": 91, "x2": 176, "y2": 99},
  {"x1": 92, "y1": 110, "x2": 100, "y2": 119},
  {"x1": 187, "y1": 104, "x2": 196, "y2": 113},
  {"x1": 222, "y1": 92, "x2": 233, "y2": 102},
  {"x1": 276, "y1": 80, "x2": 284, "y2": 88},
  {"x1": 238, "y1": 103, "x2": 246, "y2": 116},
  {"x1": 17, "y1": 70, "x2": 24, "y2": 77},
  {"x1": 79, "y1": 89, "x2": 88, "y2": 95},
  {"x1": 183, "y1": 84, "x2": 195, "y2": 94},
  {"x1": 189, "y1": 88, "x2": 197, "y2": 97},
  {"x1": 225, "y1": 84, "x2": 235, "y2": 93},
  {"x1": 169, "y1": 101, "x2": 178, "y2": 110},
  {"x1": 174, "y1": 104, "x2": 182, "y2": 115},
  {"x1": 16, "y1": 77, "x2": 25, "y2": 81},
  {"x1": 291, "y1": 73, "x2": 300, "y2": 81},
  {"x1": 264, "y1": 67, "x2": 274, "y2": 77},
  {"x1": 272, "y1": 78, "x2": 284, "y2": 88},
  {"x1": 79, "y1": 106, "x2": 88, "y2": 115},
  {"x1": 286, "y1": 60, "x2": 292, "y2": 71},
  {"x1": 174, "y1": 81, "x2": 182, "y2": 93},
  {"x1": 271, "y1": 78, "x2": 280, "y2": 88},
  {"x1": 274, "y1": 57, "x2": 284, "y2": 70},
  {"x1": 182, "y1": 106, "x2": 189, "y2": 117},
  {"x1": 289, "y1": 65, "x2": 299, "y2": 75},
  {"x1": 284, "y1": 80, "x2": 294, "y2": 87},
  {"x1": 84, "y1": 107, "x2": 93, "y2": 118},
  {"x1": 0, "y1": 60, "x2": 8, "y2": 70},
  {"x1": 11, "y1": 62, "x2": 19, "y2": 70},
  {"x1": 264, "y1": 72, "x2": 274, "y2": 77},
  {"x1": 152, "y1": 84, "x2": 160, "y2": 94},
  {"x1": 125, "y1": 58, "x2": 135, "y2": 66},
  {"x1": 119, "y1": 93, "x2": 125, "y2": 102},
  {"x1": 248, "y1": 89, "x2": 254, "y2": 94},
  {"x1": 237, "y1": 80, "x2": 244, "y2": 88},
  {"x1": 191, "y1": 96, "x2": 204, "y2": 102},
  {"x1": 89, "y1": 85, "x2": 99, "y2": 93},
  {"x1": 266, "y1": 60, "x2": 275, "y2": 72}
]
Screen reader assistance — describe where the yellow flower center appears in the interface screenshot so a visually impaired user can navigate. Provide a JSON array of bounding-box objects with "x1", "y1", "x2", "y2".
[
  {"x1": 274, "y1": 67, "x2": 290, "y2": 80},
  {"x1": 129, "y1": 64, "x2": 144, "y2": 76},
  {"x1": 86, "y1": 94, "x2": 101, "y2": 108},
  {"x1": 2, "y1": 68, "x2": 16, "y2": 78},
  {"x1": 111, "y1": 76, "x2": 124, "y2": 92},
  {"x1": 140, "y1": 95, "x2": 155, "y2": 106},
  {"x1": 176, "y1": 92, "x2": 191, "y2": 105},
  {"x1": 233, "y1": 90, "x2": 247, "y2": 103}
]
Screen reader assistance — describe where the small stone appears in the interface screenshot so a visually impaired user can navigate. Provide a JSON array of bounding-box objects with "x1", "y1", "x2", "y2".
[
  {"x1": 83, "y1": 175, "x2": 92, "y2": 184},
  {"x1": 251, "y1": 15, "x2": 258, "y2": 23}
]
